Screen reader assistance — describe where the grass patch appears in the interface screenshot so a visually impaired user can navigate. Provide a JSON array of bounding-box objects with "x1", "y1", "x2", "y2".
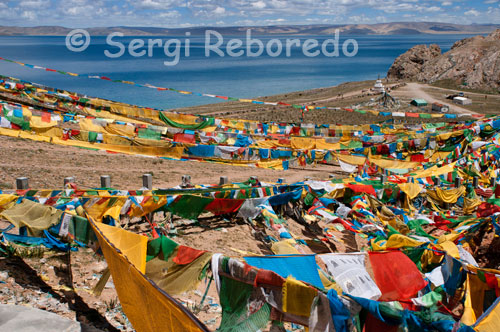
[{"x1": 11, "y1": 245, "x2": 45, "y2": 258}]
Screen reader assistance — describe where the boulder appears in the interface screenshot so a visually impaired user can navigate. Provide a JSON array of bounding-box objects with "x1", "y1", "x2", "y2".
[
  {"x1": 387, "y1": 44, "x2": 441, "y2": 79},
  {"x1": 0, "y1": 304, "x2": 82, "y2": 332}
]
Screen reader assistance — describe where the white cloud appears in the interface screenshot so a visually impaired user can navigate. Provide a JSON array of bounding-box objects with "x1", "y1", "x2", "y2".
[
  {"x1": 213, "y1": 6, "x2": 225, "y2": 14},
  {"x1": 19, "y1": 0, "x2": 49, "y2": 7},
  {"x1": 349, "y1": 14, "x2": 371, "y2": 23},
  {"x1": 423, "y1": 6, "x2": 441, "y2": 12},
  {"x1": 252, "y1": 1, "x2": 266, "y2": 9},
  {"x1": 0, "y1": 0, "x2": 497, "y2": 28},
  {"x1": 464, "y1": 9, "x2": 480, "y2": 16},
  {"x1": 134, "y1": 0, "x2": 179, "y2": 10},
  {"x1": 158, "y1": 10, "x2": 181, "y2": 18},
  {"x1": 21, "y1": 10, "x2": 36, "y2": 20}
]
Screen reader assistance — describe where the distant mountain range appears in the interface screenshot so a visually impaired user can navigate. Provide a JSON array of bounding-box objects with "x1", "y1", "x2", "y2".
[{"x1": 0, "y1": 22, "x2": 499, "y2": 36}]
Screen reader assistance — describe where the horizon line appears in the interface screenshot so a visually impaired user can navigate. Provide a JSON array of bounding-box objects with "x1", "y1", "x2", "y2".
[{"x1": 1, "y1": 21, "x2": 500, "y2": 30}]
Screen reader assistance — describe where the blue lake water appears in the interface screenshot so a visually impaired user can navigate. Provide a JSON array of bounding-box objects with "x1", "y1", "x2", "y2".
[{"x1": 0, "y1": 34, "x2": 476, "y2": 109}]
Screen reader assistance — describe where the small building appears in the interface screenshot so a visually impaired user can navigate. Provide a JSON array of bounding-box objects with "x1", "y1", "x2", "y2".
[
  {"x1": 411, "y1": 99, "x2": 428, "y2": 106},
  {"x1": 432, "y1": 102, "x2": 449, "y2": 113},
  {"x1": 453, "y1": 96, "x2": 472, "y2": 105},
  {"x1": 372, "y1": 79, "x2": 385, "y2": 94}
]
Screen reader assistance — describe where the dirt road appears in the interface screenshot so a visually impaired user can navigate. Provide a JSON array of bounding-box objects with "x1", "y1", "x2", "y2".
[
  {"x1": 392, "y1": 82, "x2": 478, "y2": 115},
  {"x1": 428, "y1": 84, "x2": 500, "y2": 99}
]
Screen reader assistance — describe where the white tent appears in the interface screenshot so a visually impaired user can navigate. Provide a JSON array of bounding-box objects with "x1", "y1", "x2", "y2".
[{"x1": 453, "y1": 96, "x2": 472, "y2": 105}]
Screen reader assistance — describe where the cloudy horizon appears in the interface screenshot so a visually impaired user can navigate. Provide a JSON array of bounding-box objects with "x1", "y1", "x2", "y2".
[{"x1": 0, "y1": 0, "x2": 498, "y2": 28}]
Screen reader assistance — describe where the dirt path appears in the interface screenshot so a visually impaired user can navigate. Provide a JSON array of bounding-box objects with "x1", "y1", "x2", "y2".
[
  {"x1": 312, "y1": 89, "x2": 366, "y2": 104},
  {"x1": 392, "y1": 82, "x2": 478, "y2": 115},
  {"x1": 428, "y1": 84, "x2": 500, "y2": 99}
]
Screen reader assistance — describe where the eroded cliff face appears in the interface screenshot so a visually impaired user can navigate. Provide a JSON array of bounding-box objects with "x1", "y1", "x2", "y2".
[{"x1": 388, "y1": 29, "x2": 500, "y2": 90}]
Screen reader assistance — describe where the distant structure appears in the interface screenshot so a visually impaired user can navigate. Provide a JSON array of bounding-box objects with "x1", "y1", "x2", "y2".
[
  {"x1": 411, "y1": 99, "x2": 428, "y2": 107},
  {"x1": 453, "y1": 96, "x2": 472, "y2": 105},
  {"x1": 432, "y1": 102, "x2": 449, "y2": 113},
  {"x1": 372, "y1": 77, "x2": 385, "y2": 94},
  {"x1": 376, "y1": 91, "x2": 398, "y2": 108}
]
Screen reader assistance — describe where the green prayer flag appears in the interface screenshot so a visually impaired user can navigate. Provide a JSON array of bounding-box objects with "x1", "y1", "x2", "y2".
[
  {"x1": 88, "y1": 131, "x2": 98, "y2": 142},
  {"x1": 159, "y1": 112, "x2": 215, "y2": 130},
  {"x1": 167, "y1": 195, "x2": 213, "y2": 219},
  {"x1": 146, "y1": 236, "x2": 178, "y2": 262},
  {"x1": 138, "y1": 128, "x2": 161, "y2": 140}
]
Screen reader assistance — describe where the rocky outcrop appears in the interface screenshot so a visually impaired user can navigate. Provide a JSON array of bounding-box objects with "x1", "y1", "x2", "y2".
[
  {"x1": 387, "y1": 44, "x2": 442, "y2": 80},
  {"x1": 387, "y1": 29, "x2": 500, "y2": 90}
]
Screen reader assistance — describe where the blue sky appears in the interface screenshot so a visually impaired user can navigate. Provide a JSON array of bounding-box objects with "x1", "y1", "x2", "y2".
[{"x1": 0, "y1": 0, "x2": 499, "y2": 27}]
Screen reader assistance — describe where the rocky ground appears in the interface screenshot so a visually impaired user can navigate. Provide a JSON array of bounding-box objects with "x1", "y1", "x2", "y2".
[
  {"x1": 0, "y1": 206, "x2": 366, "y2": 331},
  {"x1": 0, "y1": 224, "x2": 129, "y2": 331},
  {"x1": 0, "y1": 136, "x2": 339, "y2": 190}
]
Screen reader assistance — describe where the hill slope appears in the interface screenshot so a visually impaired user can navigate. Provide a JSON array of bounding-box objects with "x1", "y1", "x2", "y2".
[{"x1": 387, "y1": 29, "x2": 500, "y2": 90}]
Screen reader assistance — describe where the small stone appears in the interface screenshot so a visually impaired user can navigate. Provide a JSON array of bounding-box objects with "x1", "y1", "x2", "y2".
[
  {"x1": 204, "y1": 318, "x2": 217, "y2": 325},
  {"x1": 92, "y1": 261, "x2": 108, "y2": 273}
]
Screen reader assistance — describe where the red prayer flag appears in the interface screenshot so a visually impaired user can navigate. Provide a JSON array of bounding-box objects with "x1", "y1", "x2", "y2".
[
  {"x1": 173, "y1": 133, "x2": 195, "y2": 144},
  {"x1": 204, "y1": 198, "x2": 244, "y2": 215},
  {"x1": 41, "y1": 112, "x2": 51, "y2": 123},
  {"x1": 410, "y1": 154, "x2": 427, "y2": 162},
  {"x1": 346, "y1": 183, "x2": 376, "y2": 196},
  {"x1": 172, "y1": 246, "x2": 207, "y2": 265},
  {"x1": 369, "y1": 251, "x2": 427, "y2": 301}
]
